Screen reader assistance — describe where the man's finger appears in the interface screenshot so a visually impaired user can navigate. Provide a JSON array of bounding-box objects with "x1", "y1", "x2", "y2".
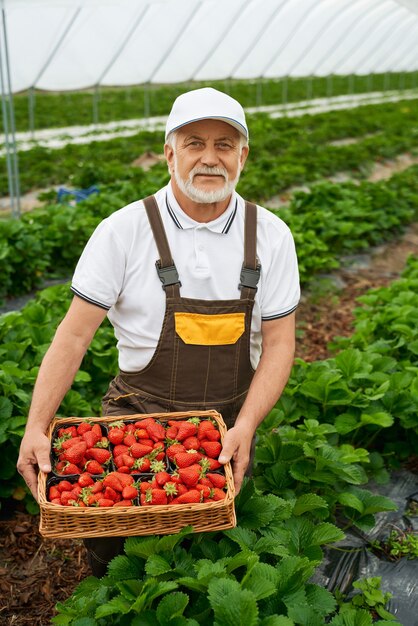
[
  {"x1": 36, "y1": 453, "x2": 51, "y2": 474},
  {"x1": 218, "y1": 430, "x2": 239, "y2": 464}
]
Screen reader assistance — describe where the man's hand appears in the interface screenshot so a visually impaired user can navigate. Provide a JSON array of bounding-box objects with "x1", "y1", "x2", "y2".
[
  {"x1": 218, "y1": 423, "x2": 253, "y2": 494},
  {"x1": 17, "y1": 431, "x2": 52, "y2": 501}
]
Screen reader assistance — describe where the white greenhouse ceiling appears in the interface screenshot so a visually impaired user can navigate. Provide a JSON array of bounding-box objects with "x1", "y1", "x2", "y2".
[{"x1": 3, "y1": 0, "x2": 418, "y2": 93}]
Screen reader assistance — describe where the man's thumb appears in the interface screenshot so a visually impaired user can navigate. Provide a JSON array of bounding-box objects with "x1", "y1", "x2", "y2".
[
  {"x1": 218, "y1": 435, "x2": 236, "y2": 464},
  {"x1": 36, "y1": 451, "x2": 51, "y2": 473}
]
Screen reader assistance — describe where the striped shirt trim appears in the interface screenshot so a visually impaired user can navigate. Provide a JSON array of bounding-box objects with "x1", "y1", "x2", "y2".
[
  {"x1": 262, "y1": 304, "x2": 298, "y2": 321},
  {"x1": 166, "y1": 195, "x2": 182, "y2": 229},
  {"x1": 165, "y1": 193, "x2": 238, "y2": 234},
  {"x1": 222, "y1": 199, "x2": 238, "y2": 233},
  {"x1": 71, "y1": 286, "x2": 111, "y2": 311}
]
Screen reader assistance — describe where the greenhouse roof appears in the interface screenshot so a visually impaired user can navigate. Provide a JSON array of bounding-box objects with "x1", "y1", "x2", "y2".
[{"x1": 3, "y1": 0, "x2": 418, "y2": 93}]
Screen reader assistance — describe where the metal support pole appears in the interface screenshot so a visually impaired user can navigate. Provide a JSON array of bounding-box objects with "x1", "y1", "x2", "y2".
[
  {"x1": 28, "y1": 86, "x2": 35, "y2": 139},
  {"x1": 0, "y1": 3, "x2": 20, "y2": 217},
  {"x1": 93, "y1": 85, "x2": 100, "y2": 126}
]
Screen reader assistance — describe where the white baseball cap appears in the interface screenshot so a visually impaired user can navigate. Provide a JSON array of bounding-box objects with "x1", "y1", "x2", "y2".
[{"x1": 165, "y1": 87, "x2": 248, "y2": 141}]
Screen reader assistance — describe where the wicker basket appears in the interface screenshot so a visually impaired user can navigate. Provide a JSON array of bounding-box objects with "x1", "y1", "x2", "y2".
[{"x1": 38, "y1": 410, "x2": 236, "y2": 538}]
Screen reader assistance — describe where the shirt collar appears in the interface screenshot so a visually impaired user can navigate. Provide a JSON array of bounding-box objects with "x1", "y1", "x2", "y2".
[{"x1": 166, "y1": 181, "x2": 238, "y2": 235}]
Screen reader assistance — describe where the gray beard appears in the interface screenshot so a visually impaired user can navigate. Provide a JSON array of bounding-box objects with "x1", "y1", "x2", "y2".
[{"x1": 173, "y1": 161, "x2": 240, "y2": 204}]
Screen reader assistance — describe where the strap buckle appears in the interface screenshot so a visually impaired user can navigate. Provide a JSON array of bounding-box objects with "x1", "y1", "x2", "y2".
[
  {"x1": 155, "y1": 260, "x2": 181, "y2": 290},
  {"x1": 239, "y1": 263, "x2": 261, "y2": 291}
]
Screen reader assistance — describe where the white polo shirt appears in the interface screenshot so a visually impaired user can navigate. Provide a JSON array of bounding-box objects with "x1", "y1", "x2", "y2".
[{"x1": 71, "y1": 182, "x2": 300, "y2": 372}]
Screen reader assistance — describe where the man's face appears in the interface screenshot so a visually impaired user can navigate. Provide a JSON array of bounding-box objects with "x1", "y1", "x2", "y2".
[{"x1": 165, "y1": 119, "x2": 249, "y2": 204}]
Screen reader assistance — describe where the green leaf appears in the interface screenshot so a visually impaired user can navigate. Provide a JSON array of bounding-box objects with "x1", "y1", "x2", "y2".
[
  {"x1": 95, "y1": 594, "x2": 132, "y2": 618},
  {"x1": 338, "y1": 492, "x2": 364, "y2": 513},
  {"x1": 360, "y1": 411, "x2": 394, "y2": 428},
  {"x1": 334, "y1": 413, "x2": 360, "y2": 435},
  {"x1": 145, "y1": 554, "x2": 172, "y2": 577},
  {"x1": 260, "y1": 617, "x2": 295, "y2": 626},
  {"x1": 208, "y1": 579, "x2": 258, "y2": 626},
  {"x1": 124, "y1": 536, "x2": 160, "y2": 558},
  {"x1": 224, "y1": 527, "x2": 257, "y2": 550},
  {"x1": 107, "y1": 555, "x2": 144, "y2": 580},
  {"x1": 72, "y1": 619, "x2": 98, "y2": 626},
  {"x1": 0, "y1": 396, "x2": 13, "y2": 419},
  {"x1": 329, "y1": 608, "x2": 373, "y2": 626},
  {"x1": 195, "y1": 558, "x2": 228, "y2": 580},
  {"x1": 242, "y1": 562, "x2": 279, "y2": 601},
  {"x1": 156, "y1": 592, "x2": 189, "y2": 624},
  {"x1": 293, "y1": 494, "x2": 328, "y2": 516},
  {"x1": 157, "y1": 526, "x2": 194, "y2": 553},
  {"x1": 310, "y1": 523, "x2": 345, "y2": 546},
  {"x1": 305, "y1": 584, "x2": 336, "y2": 615}
]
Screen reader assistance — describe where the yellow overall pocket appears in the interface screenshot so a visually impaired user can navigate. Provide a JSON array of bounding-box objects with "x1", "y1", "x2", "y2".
[{"x1": 174, "y1": 312, "x2": 245, "y2": 345}]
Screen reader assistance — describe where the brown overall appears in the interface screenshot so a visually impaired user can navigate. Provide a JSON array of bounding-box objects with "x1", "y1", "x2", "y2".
[{"x1": 84, "y1": 195, "x2": 261, "y2": 577}]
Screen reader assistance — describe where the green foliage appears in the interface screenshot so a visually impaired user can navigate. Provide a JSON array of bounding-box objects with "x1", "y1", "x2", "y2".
[
  {"x1": 371, "y1": 529, "x2": 418, "y2": 560},
  {"x1": 0, "y1": 283, "x2": 118, "y2": 506},
  {"x1": 53, "y1": 482, "x2": 348, "y2": 625}
]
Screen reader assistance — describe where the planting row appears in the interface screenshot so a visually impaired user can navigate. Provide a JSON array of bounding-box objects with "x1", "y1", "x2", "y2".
[
  {"x1": 3, "y1": 96, "x2": 418, "y2": 197},
  {"x1": 7, "y1": 71, "x2": 417, "y2": 133}
]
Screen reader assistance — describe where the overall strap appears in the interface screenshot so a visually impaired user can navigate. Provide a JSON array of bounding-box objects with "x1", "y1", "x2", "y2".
[
  {"x1": 143, "y1": 195, "x2": 181, "y2": 298},
  {"x1": 240, "y1": 201, "x2": 261, "y2": 301}
]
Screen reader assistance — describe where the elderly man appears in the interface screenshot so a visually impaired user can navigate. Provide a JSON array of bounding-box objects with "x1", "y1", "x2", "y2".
[{"x1": 17, "y1": 87, "x2": 299, "y2": 575}]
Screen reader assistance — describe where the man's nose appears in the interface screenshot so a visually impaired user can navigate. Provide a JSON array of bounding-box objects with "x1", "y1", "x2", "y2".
[{"x1": 200, "y1": 145, "x2": 219, "y2": 167}]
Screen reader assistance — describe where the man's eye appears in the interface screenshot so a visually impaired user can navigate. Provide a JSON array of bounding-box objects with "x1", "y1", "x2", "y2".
[{"x1": 218, "y1": 143, "x2": 232, "y2": 149}]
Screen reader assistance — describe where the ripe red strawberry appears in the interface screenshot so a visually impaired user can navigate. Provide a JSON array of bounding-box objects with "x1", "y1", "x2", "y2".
[
  {"x1": 91, "y1": 424, "x2": 102, "y2": 438},
  {"x1": 82, "y1": 431, "x2": 101, "y2": 448},
  {"x1": 155, "y1": 471, "x2": 171, "y2": 486},
  {"x1": 48, "y1": 486, "x2": 60, "y2": 500},
  {"x1": 113, "y1": 444, "x2": 130, "y2": 457},
  {"x1": 178, "y1": 464, "x2": 201, "y2": 487},
  {"x1": 197, "y1": 420, "x2": 217, "y2": 439},
  {"x1": 136, "y1": 418, "x2": 157, "y2": 429},
  {"x1": 177, "y1": 490, "x2": 202, "y2": 504},
  {"x1": 122, "y1": 485, "x2": 138, "y2": 500},
  {"x1": 212, "y1": 488, "x2": 226, "y2": 501},
  {"x1": 108, "y1": 427, "x2": 125, "y2": 445},
  {"x1": 50, "y1": 498, "x2": 62, "y2": 505},
  {"x1": 177, "y1": 484, "x2": 188, "y2": 496},
  {"x1": 124, "y1": 433, "x2": 137, "y2": 447},
  {"x1": 121, "y1": 454, "x2": 135, "y2": 468},
  {"x1": 60, "y1": 436, "x2": 82, "y2": 450},
  {"x1": 59, "y1": 425, "x2": 77, "y2": 438},
  {"x1": 91, "y1": 481, "x2": 104, "y2": 494},
  {"x1": 78, "y1": 473, "x2": 94, "y2": 487},
  {"x1": 146, "y1": 422, "x2": 166, "y2": 442},
  {"x1": 140, "y1": 481, "x2": 152, "y2": 493},
  {"x1": 135, "y1": 428, "x2": 148, "y2": 439},
  {"x1": 199, "y1": 477, "x2": 213, "y2": 487},
  {"x1": 88, "y1": 448, "x2": 111, "y2": 464},
  {"x1": 204, "y1": 429, "x2": 221, "y2": 442},
  {"x1": 98, "y1": 498, "x2": 114, "y2": 507},
  {"x1": 183, "y1": 436, "x2": 200, "y2": 451},
  {"x1": 204, "y1": 458, "x2": 222, "y2": 470},
  {"x1": 196, "y1": 484, "x2": 212, "y2": 498},
  {"x1": 174, "y1": 450, "x2": 201, "y2": 468},
  {"x1": 207, "y1": 473, "x2": 226, "y2": 489},
  {"x1": 57, "y1": 480, "x2": 73, "y2": 493},
  {"x1": 166, "y1": 443, "x2": 186, "y2": 460},
  {"x1": 103, "y1": 473, "x2": 123, "y2": 492},
  {"x1": 114, "y1": 500, "x2": 134, "y2": 507},
  {"x1": 77, "y1": 422, "x2": 92, "y2": 435},
  {"x1": 166, "y1": 425, "x2": 178, "y2": 440},
  {"x1": 200, "y1": 441, "x2": 222, "y2": 459},
  {"x1": 118, "y1": 466, "x2": 130, "y2": 474},
  {"x1": 104, "y1": 486, "x2": 119, "y2": 501},
  {"x1": 131, "y1": 443, "x2": 153, "y2": 458},
  {"x1": 141, "y1": 488, "x2": 167, "y2": 505},
  {"x1": 176, "y1": 421, "x2": 197, "y2": 441},
  {"x1": 62, "y1": 462, "x2": 80, "y2": 475},
  {"x1": 132, "y1": 457, "x2": 151, "y2": 472},
  {"x1": 84, "y1": 460, "x2": 104, "y2": 474}
]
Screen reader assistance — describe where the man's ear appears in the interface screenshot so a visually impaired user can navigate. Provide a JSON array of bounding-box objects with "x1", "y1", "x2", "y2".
[
  {"x1": 239, "y1": 145, "x2": 249, "y2": 171},
  {"x1": 164, "y1": 143, "x2": 175, "y2": 173}
]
